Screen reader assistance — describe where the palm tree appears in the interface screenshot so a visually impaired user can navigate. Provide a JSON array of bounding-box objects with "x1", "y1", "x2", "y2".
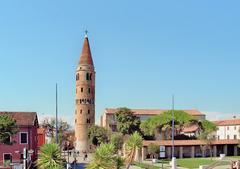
[
  {"x1": 87, "y1": 143, "x2": 125, "y2": 169},
  {"x1": 125, "y1": 132, "x2": 143, "y2": 169},
  {"x1": 36, "y1": 143, "x2": 64, "y2": 169}
]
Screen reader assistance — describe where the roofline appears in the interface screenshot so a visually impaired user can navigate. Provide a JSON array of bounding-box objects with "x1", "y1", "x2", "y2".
[{"x1": 104, "y1": 108, "x2": 205, "y2": 116}]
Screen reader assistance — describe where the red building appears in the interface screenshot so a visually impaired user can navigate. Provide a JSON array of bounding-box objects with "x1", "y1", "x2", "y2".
[{"x1": 0, "y1": 112, "x2": 39, "y2": 168}]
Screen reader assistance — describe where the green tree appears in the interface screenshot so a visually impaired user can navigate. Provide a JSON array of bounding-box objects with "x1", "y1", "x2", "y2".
[
  {"x1": 140, "y1": 110, "x2": 194, "y2": 139},
  {"x1": 41, "y1": 118, "x2": 70, "y2": 146},
  {"x1": 125, "y1": 132, "x2": 143, "y2": 169},
  {"x1": 198, "y1": 120, "x2": 217, "y2": 159},
  {"x1": 86, "y1": 143, "x2": 124, "y2": 169},
  {"x1": 115, "y1": 107, "x2": 141, "y2": 135},
  {"x1": 0, "y1": 115, "x2": 17, "y2": 144},
  {"x1": 148, "y1": 143, "x2": 160, "y2": 159},
  {"x1": 110, "y1": 132, "x2": 124, "y2": 153},
  {"x1": 88, "y1": 125, "x2": 109, "y2": 146},
  {"x1": 36, "y1": 143, "x2": 64, "y2": 169}
]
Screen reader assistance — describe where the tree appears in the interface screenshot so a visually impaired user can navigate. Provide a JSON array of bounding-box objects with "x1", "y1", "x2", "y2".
[
  {"x1": 86, "y1": 143, "x2": 125, "y2": 169},
  {"x1": 115, "y1": 107, "x2": 141, "y2": 135},
  {"x1": 0, "y1": 115, "x2": 17, "y2": 144},
  {"x1": 41, "y1": 117, "x2": 70, "y2": 146},
  {"x1": 140, "y1": 110, "x2": 194, "y2": 139},
  {"x1": 198, "y1": 120, "x2": 217, "y2": 159},
  {"x1": 125, "y1": 132, "x2": 143, "y2": 169},
  {"x1": 36, "y1": 143, "x2": 64, "y2": 169},
  {"x1": 88, "y1": 125, "x2": 109, "y2": 146},
  {"x1": 110, "y1": 132, "x2": 124, "y2": 153},
  {"x1": 148, "y1": 143, "x2": 160, "y2": 159}
]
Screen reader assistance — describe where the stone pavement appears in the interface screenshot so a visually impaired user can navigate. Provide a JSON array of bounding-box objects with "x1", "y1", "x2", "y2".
[{"x1": 62, "y1": 152, "x2": 91, "y2": 169}]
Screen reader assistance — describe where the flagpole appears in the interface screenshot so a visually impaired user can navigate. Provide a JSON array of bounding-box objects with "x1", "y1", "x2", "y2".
[
  {"x1": 171, "y1": 94, "x2": 177, "y2": 169},
  {"x1": 172, "y1": 94, "x2": 175, "y2": 158},
  {"x1": 56, "y1": 83, "x2": 59, "y2": 144}
]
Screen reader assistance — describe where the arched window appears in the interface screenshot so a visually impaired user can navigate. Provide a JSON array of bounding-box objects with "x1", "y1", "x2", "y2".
[
  {"x1": 81, "y1": 88, "x2": 83, "y2": 92},
  {"x1": 88, "y1": 88, "x2": 91, "y2": 93},
  {"x1": 88, "y1": 110, "x2": 90, "y2": 114},
  {"x1": 80, "y1": 109, "x2": 82, "y2": 114}
]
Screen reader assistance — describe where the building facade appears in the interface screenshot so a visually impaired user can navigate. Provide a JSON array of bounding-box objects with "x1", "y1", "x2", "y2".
[
  {"x1": 213, "y1": 119, "x2": 240, "y2": 140},
  {"x1": 0, "y1": 112, "x2": 38, "y2": 168},
  {"x1": 75, "y1": 34, "x2": 95, "y2": 152}
]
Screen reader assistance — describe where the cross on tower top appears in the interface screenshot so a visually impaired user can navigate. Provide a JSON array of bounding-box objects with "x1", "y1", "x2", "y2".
[{"x1": 85, "y1": 30, "x2": 88, "y2": 38}]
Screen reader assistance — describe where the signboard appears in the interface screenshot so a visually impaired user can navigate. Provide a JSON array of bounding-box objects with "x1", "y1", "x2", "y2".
[{"x1": 159, "y1": 146, "x2": 165, "y2": 158}]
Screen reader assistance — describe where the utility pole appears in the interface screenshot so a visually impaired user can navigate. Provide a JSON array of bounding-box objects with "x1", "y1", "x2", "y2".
[{"x1": 56, "y1": 83, "x2": 59, "y2": 144}]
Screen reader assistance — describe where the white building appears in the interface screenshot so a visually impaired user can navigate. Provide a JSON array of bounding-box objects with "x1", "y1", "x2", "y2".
[{"x1": 214, "y1": 119, "x2": 240, "y2": 140}]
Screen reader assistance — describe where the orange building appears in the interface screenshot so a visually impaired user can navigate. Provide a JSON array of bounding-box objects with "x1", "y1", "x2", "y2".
[{"x1": 37, "y1": 128, "x2": 46, "y2": 148}]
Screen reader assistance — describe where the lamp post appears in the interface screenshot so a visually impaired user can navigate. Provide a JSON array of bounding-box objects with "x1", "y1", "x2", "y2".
[
  {"x1": 73, "y1": 149, "x2": 77, "y2": 169},
  {"x1": 23, "y1": 147, "x2": 27, "y2": 169}
]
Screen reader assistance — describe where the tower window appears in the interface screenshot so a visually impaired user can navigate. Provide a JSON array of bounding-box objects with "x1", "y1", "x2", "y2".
[
  {"x1": 86, "y1": 73, "x2": 89, "y2": 80},
  {"x1": 88, "y1": 110, "x2": 90, "y2": 114},
  {"x1": 88, "y1": 88, "x2": 91, "y2": 93},
  {"x1": 87, "y1": 119, "x2": 90, "y2": 123},
  {"x1": 80, "y1": 109, "x2": 82, "y2": 114},
  {"x1": 76, "y1": 73, "x2": 79, "y2": 81},
  {"x1": 81, "y1": 88, "x2": 83, "y2": 92}
]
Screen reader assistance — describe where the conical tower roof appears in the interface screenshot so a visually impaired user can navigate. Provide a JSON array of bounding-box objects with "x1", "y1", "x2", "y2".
[{"x1": 79, "y1": 34, "x2": 94, "y2": 66}]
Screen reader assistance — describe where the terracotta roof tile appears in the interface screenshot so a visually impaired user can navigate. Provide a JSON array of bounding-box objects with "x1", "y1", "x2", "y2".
[
  {"x1": 182, "y1": 125, "x2": 199, "y2": 133},
  {"x1": 105, "y1": 108, "x2": 205, "y2": 116},
  {"x1": 213, "y1": 119, "x2": 240, "y2": 126},
  {"x1": 0, "y1": 111, "x2": 38, "y2": 126}
]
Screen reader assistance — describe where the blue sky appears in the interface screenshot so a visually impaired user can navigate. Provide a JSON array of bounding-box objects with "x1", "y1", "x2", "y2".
[{"x1": 0, "y1": 1, "x2": 240, "y2": 125}]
